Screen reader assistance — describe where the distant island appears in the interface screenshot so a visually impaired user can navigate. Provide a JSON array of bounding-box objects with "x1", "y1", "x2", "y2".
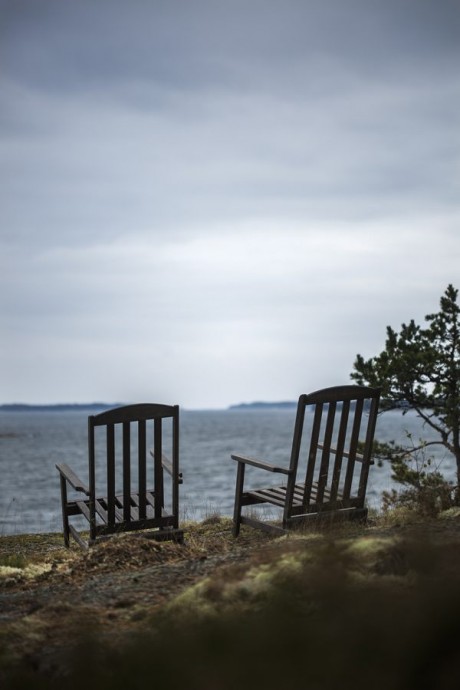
[
  {"x1": 229, "y1": 400, "x2": 374, "y2": 412},
  {"x1": 229, "y1": 401, "x2": 297, "y2": 410},
  {"x1": 0, "y1": 403, "x2": 121, "y2": 412}
]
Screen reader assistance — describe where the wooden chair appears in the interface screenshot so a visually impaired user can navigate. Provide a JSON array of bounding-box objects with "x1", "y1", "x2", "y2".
[
  {"x1": 232, "y1": 385, "x2": 380, "y2": 536},
  {"x1": 56, "y1": 403, "x2": 183, "y2": 548}
]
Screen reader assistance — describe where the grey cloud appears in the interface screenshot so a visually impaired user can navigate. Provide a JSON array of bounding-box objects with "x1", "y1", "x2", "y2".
[
  {"x1": 2, "y1": 0, "x2": 459, "y2": 96},
  {"x1": 1, "y1": 0, "x2": 459, "y2": 407}
]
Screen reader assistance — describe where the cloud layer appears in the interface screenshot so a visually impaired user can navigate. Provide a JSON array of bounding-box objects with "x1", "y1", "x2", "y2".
[{"x1": 1, "y1": 0, "x2": 459, "y2": 407}]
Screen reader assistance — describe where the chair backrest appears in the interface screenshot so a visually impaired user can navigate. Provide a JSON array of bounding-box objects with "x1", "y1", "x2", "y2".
[
  {"x1": 285, "y1": 386, "x2": 380, "y2": 520},
  {"x1": 88, "y1": 403, "x2": 179, "y2": 535}
]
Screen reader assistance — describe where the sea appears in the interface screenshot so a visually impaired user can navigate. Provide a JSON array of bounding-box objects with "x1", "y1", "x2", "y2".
[{"x1": 0, "y1": 407, "x2": 455, "y2": 536}]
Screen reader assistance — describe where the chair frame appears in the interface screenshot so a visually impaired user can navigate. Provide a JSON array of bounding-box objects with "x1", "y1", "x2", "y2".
[
  {"x1": 56, "y1": 403, "x2": 183, "y2": 548},
  {"x1": 232, "y1": 385, "x2": 380, "y2": 536}
]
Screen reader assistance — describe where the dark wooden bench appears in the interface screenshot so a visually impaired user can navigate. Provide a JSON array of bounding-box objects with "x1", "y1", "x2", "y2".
[
  {"x1": 232, "y1": 385, "x2": 380, "y2": 536},
  {"x1": 57, "y1": 403, "x2": 183, "y2": 548}
]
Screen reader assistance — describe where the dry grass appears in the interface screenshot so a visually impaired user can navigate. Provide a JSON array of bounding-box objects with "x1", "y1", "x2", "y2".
[{"x1": 2, "y1": 512, "x2": 460, "y2": 688}]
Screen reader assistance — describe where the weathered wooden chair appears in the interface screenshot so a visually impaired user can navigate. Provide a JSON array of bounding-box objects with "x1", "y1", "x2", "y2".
[
  {"x1": 56, "y1": 403, "x2": 183, "y2": 548},
  {"x1": 232, "y1": 385, "x2": 380, "y2": 536}
]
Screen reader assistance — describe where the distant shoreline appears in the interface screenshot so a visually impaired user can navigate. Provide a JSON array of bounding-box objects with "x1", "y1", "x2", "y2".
[
  {"x1": 0, "y1": 403, "x2": 121, "y2": 412},
  {"x1": 0, "y1": 401, "x2": 298, "y2": 413},
  {"x1": 229, "y1": 401, "x2": 296, "y2": 410}
]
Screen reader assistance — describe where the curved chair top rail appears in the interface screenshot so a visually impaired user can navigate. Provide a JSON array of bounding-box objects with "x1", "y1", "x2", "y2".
[
  {"x1": 90, "y1": 403, "x2": 179, "y2": 426},
  {"x1": 300, "y1": 385, "x2": 381, "y2": 406}
]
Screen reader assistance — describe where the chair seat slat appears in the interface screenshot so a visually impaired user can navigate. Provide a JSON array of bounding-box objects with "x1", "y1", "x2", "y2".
[
  {"x1": 94, "y1": 499, "x2": 109, "y2": 524},
  {"x1": 248, "y1": 481, "x2": 345, "y2": 511},
  {"x1": 248, "y1": 489, "x2": 286, "y2": 508},
  {"x1": 131, "y1": 492, "x2": 155, "y2": 519},
  {"x1": 75, "y1": 500, "x2": 91, "y2": 521},
  {"x1": 101, "y1": 497, "x2": 124, "y2": 522},
  {"x1": 145, "y1": 491, "x2": 157, "y2": 509}
]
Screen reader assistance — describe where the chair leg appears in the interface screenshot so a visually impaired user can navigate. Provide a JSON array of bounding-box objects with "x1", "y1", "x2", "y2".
[
  {"x1": 59, "y1": 475, "x2": 70, "y2": 547},
  {"x1": 233, "y1": 462, "x2": 245, "y2": 537}
]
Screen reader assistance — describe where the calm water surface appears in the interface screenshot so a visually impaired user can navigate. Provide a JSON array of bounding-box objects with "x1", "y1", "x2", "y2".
[{"x1": 0, "y1": 408, "x2": 455, "y2": 535}]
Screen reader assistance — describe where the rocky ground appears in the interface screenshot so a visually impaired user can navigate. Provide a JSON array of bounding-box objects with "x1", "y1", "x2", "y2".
[
  {"x1": 2, "y1": 511, "x2": 460, "y2": 686},
  {"x1": 0, "y1": 518, "x2": 275, "y2": 672}
]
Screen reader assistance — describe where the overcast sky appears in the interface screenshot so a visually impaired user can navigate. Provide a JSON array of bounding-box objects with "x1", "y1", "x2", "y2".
[{"x1": 1, "y1": 0, "x2": 459, "y2": 409}]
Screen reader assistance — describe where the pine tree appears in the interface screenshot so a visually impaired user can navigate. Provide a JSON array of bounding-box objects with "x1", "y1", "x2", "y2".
[{"x1": 352, "y1": 284, "x2": 460, "y2": 505}]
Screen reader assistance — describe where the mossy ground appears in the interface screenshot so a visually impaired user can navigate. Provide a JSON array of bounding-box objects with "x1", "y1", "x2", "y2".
[{"x1": 2, "y1": 512, "x2": 460, "y2": 688}]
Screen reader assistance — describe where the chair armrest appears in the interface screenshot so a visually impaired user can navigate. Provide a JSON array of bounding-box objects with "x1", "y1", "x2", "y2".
[
  {"x1": 149, "y1": 451, "x2": 184, "y2": 484},
  {"x1": 56, "y1": 463, "x2": 89, "y2": 494},
  {"x1": 231, "y1": 453, "x2": 291, "y2": 474},
  {"x1": 316, "y1": 444, "x2": 374, "y2": 465}
]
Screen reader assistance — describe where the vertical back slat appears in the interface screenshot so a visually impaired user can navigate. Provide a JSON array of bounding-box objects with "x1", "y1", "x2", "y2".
[
  {"x1": 342, "y1": 398, "x2": 364, "y2": 500},
  {"x1": 88, "y1": 417, "x2": 97, "y2": 541},
  {"x1": 303, "y1": 403, "x2": 323, "y2": 508},
  {"x1": 107, "y1": 424, "x2": 116, "y2": 525},
  {"x1": 283, "y1": 396, "x2": 306, "y2": 524},
  {"x1": 123, "y1": 422, "x2": 131, "y2": 521},
  {"x1": 316, "y1": 402, "x2": 336, "y2": 503},
  {"x1": 357, "y1": 396, "x2": 379, "y2": 503},
  {"x1": 330, "y1": 400, "x2": 350, "y2": 502},
  {"x1": 172, "y1": 407, "x2": 179, "y2": 527},
  {"x1": 138, "y1": 420, "x2": 147, "y2": 519},
  {"x1": 154, "y1": 418, "x2": 163, "y2": 519}
]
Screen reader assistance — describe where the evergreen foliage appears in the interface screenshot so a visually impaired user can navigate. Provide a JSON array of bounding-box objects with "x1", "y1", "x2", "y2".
[{"x1": 352, "y1": 284, "x2": 460, "y2": 505}]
